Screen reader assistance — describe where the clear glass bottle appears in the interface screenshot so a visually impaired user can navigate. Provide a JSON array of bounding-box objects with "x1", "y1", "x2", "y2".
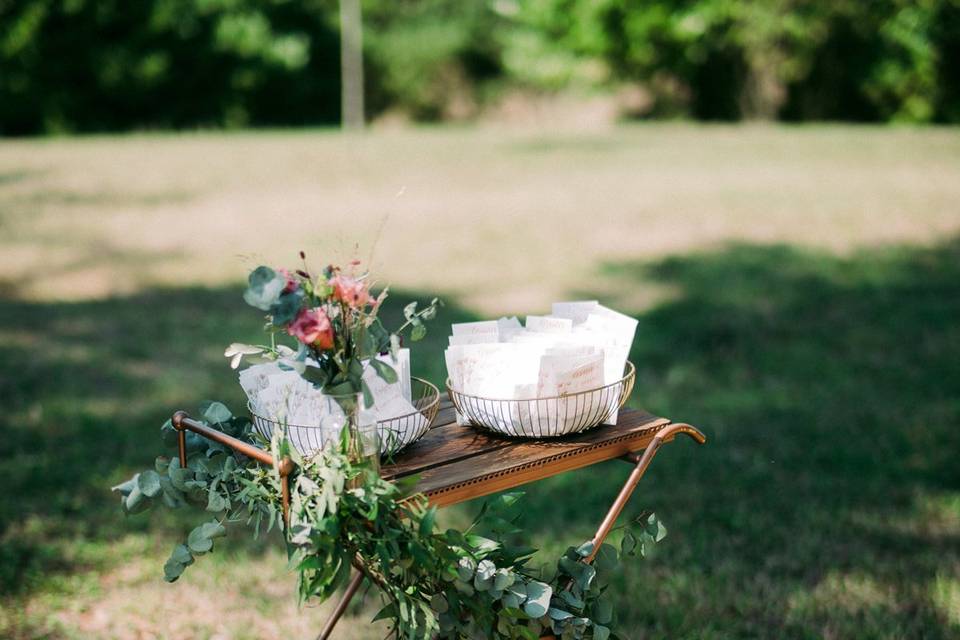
[{"x1": 322, "y1": 391, "x2": 379, "y2": 474}]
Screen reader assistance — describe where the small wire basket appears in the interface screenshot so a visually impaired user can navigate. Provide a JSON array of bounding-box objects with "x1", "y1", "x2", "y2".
[
  {"x1": 250, "y1": 377, "x2": 441, "y2": 457},
  {"x1": 446, "y1": 362, "x2": 636, "y2": 438}
]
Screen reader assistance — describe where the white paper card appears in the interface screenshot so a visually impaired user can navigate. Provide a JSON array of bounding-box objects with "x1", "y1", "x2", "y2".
[
  {"x1": 451, "y1": 320, "x2": 499, "y2": 337},
  {"x1": 525, "y1": 315, "x2": 573, "y2": 334},
  {"x1": 552, "y1": 300, "x2": 599, "y2": 325}
]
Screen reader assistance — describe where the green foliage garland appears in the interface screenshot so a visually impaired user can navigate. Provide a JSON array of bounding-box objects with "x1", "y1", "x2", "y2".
[{"x1": 114, "y1": 403, "x2": 667, "y2": 639}]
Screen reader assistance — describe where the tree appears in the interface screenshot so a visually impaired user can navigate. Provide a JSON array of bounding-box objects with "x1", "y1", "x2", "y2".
[{"x1": 340, "y1": 0, "x2": 365, "y2": 129}]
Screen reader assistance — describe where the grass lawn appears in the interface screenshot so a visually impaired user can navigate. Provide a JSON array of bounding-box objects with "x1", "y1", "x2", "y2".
[{"x1": 1, "y1": 125, "x2": 959, "y2": 638}]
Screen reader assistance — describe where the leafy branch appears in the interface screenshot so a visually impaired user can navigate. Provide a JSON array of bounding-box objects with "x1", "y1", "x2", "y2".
[{"x1": 113, "y1": 403, "x2": 667, "y2": 639}]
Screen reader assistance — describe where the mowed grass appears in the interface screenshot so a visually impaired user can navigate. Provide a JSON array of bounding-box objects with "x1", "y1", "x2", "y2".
[
  {"x1": 2, "y1": 125, "x2": 959, "y2": 311},
  {"x1": 1, "y1": 125, "x2": 959, "y2": 639}
]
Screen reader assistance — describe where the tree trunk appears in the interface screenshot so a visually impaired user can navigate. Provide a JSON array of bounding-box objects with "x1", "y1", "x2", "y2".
[{"x1": 339, "y1": 0, "x2": 364, "y2": 130}]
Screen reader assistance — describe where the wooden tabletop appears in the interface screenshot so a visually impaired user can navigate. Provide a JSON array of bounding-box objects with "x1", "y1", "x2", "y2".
[{"x1": 382, "y1": 399, "x2": 676, "y2": 507}]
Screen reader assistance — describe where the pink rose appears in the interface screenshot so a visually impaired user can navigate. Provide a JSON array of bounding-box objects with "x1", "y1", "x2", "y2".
[
  {"x1": 288, "y1": 307, "x2": 334, "y2": 350},
  {"x1": 329, "y1": 274, "x2": 372, "y2": 309},
  {"x1": 277, "y1": 268, "x2": 298, "y2": 293}
]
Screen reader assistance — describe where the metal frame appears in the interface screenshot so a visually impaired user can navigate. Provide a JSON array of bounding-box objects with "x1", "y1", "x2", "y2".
[
  {"x1": 170, "y1": 410, "x2": 705, "y2": 639},
  {"x1": 447, "y1": 362, "x2": 636, "y2": 439}
]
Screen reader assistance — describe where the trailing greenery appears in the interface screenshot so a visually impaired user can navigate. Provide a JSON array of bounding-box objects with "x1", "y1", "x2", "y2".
[{"x1": 113, "y1": 402, "x2": 666, "y2": 639}]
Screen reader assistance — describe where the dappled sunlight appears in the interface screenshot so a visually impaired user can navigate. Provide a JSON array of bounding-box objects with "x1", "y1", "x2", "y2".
[
  {"x1": 931, "y1": 575, "x2": 960, "y2": 631},
  {"x1": 14, "y1": 540, "x2": 386, "y2": 640},
  {"x1": 1, "y1": 127, "x2": 959, "y2": 311},
  {"x1": 786, "y1": 572, "x2": 898, "y2": 635},
  {"x1": 496, "y1": 236, "x2": 960, "y2": 637}
]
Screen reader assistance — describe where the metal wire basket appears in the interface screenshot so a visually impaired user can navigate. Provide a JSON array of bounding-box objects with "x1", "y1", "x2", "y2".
[
  {"x1": 249, "y1": 377, "x2": 440, "y2": 457},
  {"x1": 446, "y1": 362, "x2": 635, "y2": 438}
]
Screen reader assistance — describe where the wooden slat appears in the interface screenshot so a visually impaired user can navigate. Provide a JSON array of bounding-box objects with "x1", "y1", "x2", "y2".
[
  {"x1": 381, "y1": 409, "x2": 670, "y2": 507},
  {"x1": 382, "y1": 422, "x2": 516, "y2": 478},
  {"x1": 431, "y1": 404, "x2": 457, "y2": 429}
]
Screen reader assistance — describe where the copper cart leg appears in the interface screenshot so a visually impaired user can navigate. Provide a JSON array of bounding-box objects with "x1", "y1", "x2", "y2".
[
  {"x1": 315, "y1": 570, "x2": 365, "y2": 640},
  {"x1": 541, "y1": 423, "x2": 705, "y2": 639},
  {"x1": 585, "y1": 422, "x2": 705, "y2": 563}
]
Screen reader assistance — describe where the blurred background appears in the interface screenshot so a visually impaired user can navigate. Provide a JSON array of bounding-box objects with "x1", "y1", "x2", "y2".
[{"x1": 1, "y1": 1, "x2": 959, "y2": 639}]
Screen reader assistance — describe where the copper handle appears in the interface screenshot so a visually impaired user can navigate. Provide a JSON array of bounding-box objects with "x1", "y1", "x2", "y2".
[{"x1": 172, "y1": 411, "x2": 294, "y2": 526}]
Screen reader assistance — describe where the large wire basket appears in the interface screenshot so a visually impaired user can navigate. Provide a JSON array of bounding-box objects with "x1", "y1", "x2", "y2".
[
  {"x1": 447, "y1": 362, "x2": 635, "y2": 438},
  {"x1": 249, "y1": 377, "x2": 440, "y2": 457}
]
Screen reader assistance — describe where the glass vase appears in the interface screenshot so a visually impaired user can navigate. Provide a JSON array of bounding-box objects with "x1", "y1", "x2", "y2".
[{"x1": 322, "y1": 391, "x2": 379, "y2": 475}]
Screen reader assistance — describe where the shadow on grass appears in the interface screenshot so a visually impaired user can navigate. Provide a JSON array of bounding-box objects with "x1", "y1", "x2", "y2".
[
  {"x1": 0, "y1": 286, "x2": 478, "y2": 595},
  {"x1": 2, "y1": 239, "x2": 959, "y2": 639},
  {"x1": 515, "y1": 239, "x2": 960, "y2": 638}
]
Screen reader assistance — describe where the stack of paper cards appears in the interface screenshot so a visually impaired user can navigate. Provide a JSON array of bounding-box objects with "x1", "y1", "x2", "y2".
[
  {"x1": 445, "y1": 302, "x2": 638, "y2": 435},
  {"x1": 240, "y1": 348, "x2": 429, "y2": 455}
]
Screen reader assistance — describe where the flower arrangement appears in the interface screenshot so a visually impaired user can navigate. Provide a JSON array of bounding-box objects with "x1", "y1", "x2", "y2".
[{"x1": 227, "y1": 253, "x2": 440, "y2": 411}]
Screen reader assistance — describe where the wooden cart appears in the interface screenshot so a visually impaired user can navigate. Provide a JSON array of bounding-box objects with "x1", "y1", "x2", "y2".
[{"x1": 172, "y1": 398, "x2": 705, "y2": 639}]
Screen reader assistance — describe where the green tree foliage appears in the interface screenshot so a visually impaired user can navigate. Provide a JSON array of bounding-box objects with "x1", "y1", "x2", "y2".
[
  {"x1": 363, "y1": 1, "x2": 502, "y2": 120},
  {"x1": 0, "y1": 0, "x2": 342, "y2": 134},
  {"x1": 2, "y1": 0, "x2": 959, "y2": 133},
  {"x1": 504, "y1": 0, "x2": 960, "y2": 122}
]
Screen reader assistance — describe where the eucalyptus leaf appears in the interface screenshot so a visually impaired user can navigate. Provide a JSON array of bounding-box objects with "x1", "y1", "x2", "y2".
[
  {"x1": 494, "y1": 569, "x2": 514, "y2": 591},
  {"x1": 476, "y1": 560, "x2": 496, "y2": 581},
  {"x1": 187, "y1": 520, "x2": 225, "y2": 554},
  {"x1": 124, "y1": 484, "x2": 147, "y2": 513},
  {"x1": 457, "y1": 556, "x2": 476, "y2": 582},
  {"x1": 410, "y1": 321, "x2": 427, "y2": 342},
  {"x1": 200, "y1": 401, "x2": 232, "y2": 425},
  {"x1": 163, "y1": 557, "x2": 186, "y2": 582},
  {"x1": 137, "y1": 470, "x2": 162, "y2": 498},
  {"x1": 654, "y1": 519, "x2": 667, "y2": 542},
  {"x1": 168, "y1": 464, "x2": 193, "y2": 492},
  {"x1": 159, "y1": 474, "x2": 186, "y2": 508},
  {"x1": 523, "y1": 581, "x2": 552, "y2": 619},
  {"x1": 505, "y1": 582, "x2": 528, "y2": 602},
  {"x1": 501, "y1": 592, "x2": 523, "y2": 610},
  {"x1": 111, "y1": 476, "x2": 137, "y2": 496},
  {"x1": 270, "y1": 290, "x2": 304, "y2": 325},
  {"x1": 187, "y1": 527, "x2": 214, "y2": 554},
  {"x1": 206, "y1": 488, "x2": 229, "y2": 512},
  {"x1": 560, "y1": 590, "x2": 585, "y2": 610},
  {"x1": 474, "y1": 573, "x2": 493, "y2": 592},
  {"x1": 548, "y1": 608, "x2": 574, "y2": 621},
  {"x1": 559, "y1": 556, "x2": 597, "y2": 592},
  {"x1": 243, "y1": 266, "x2": 285, "y2": 311},
  {"x1": 170, "y1": 543, "x2": 194, "y2": 566},
  {"x1": 593, "y1": 544, "x2": 619, "y2": 573}
]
